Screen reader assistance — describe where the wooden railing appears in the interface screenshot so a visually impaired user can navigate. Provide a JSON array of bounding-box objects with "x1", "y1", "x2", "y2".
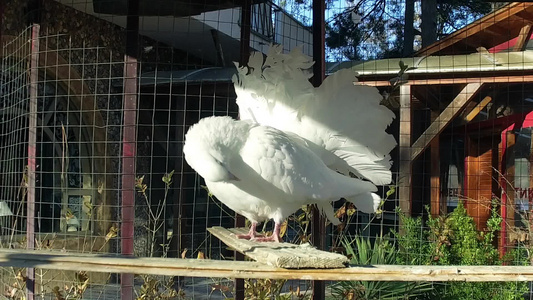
[{"x1": 1, "y1": 249, "x2": 533, "y2": 282}]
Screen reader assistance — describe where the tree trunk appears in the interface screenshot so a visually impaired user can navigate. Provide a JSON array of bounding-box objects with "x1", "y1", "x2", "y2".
[
  {"x1": 421, "y1": 0, "x2": 437, "y2": 48},
  {"x1": 403, "y1": 0, "x2": 415, "y2": 56}
]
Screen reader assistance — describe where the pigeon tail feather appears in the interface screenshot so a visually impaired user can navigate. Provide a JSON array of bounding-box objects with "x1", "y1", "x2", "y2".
[
  {"x1": 233, "y1": 46, "x2": 396, "y2": 186},
  {"x1": 317, "y1": 203, "x2": 341, "y2": 226},
  {"x1": 345, "y1": 192, "x2": 382, "y2": 214}
]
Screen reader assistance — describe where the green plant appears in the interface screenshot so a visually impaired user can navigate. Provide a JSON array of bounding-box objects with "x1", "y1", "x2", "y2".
[
  {"x1": 330, "y1": 235, "x2": 433, "y2": 300},
  {"x1": 393, "y1": 201, "x2": 528, "y2": 300}
]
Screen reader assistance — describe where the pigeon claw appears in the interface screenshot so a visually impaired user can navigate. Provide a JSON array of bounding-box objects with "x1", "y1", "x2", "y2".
[
  {"x1": 236, "y1": 232, "x2": 257, "y2": 240},
  {"x1": 235, "y1": 222, "x2": 259, "y2": 240},
  {"x1": 252, "y1": 234, "x2": 281, "y2": 243}
]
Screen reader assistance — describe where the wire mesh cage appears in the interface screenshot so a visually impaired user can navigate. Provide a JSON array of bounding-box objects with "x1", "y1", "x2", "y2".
[{"x1": 2, "y1": 0, "x2": 533, "y2": 299}]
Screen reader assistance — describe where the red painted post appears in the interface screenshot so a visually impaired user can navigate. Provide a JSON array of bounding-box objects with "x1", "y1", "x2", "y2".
[
  {"x1": 121, "y1": 0, "x2": 139, "y2": 298},
  {"x1": 121, "y1": 54, "x2": 137, "y2": 299},
  {"x1": 26, "y1": 23, "x2": 40, "y2": 300}
]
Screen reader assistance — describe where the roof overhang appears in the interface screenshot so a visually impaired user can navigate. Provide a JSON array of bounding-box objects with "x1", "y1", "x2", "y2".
[
  {"x1": 415, "y1": 2, "x2": 533, "y2": 56},
  {"x1": 329, "y1": 50, "x2": 533, "y2": 85},
  {"x1": 354, "y1": 50, "x2": 533, "y2": 75}
]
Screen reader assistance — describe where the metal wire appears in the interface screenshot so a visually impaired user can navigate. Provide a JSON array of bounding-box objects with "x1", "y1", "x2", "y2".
[{"x1": 2, "y1": 1, "x2": 533, "y2": 299}]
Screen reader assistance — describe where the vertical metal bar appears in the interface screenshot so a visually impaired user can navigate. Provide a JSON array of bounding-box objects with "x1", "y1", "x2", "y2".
[
  {"x1": 399, "y1": 85, "x2": 412, "y2": 218},
  {"x1": 173, "y1": 121, "x2": 185, "y2": 289},
  {"x1": 235, "y1": 1, "x2": 251, "y2": 299},
  {"x1": 26, "y1": 23, "x2": 40, "y2": 300},
  {"x1": 239, "y1": 0, "x2": 251, "y2": 68},
  {"x1": 0, "y1": 0, "x2": 4, "y2": 42},
  {"x1": 311, "y1": 0, "x2": 325, "y2": 87},
  {"x1": 311, "y1": 0, "x2": 325, "y2": 299},
  {"x1": 121, "y1": 0, "x2": 139, "y2": 298}
]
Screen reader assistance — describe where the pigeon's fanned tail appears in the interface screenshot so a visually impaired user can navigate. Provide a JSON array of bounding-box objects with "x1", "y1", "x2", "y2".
[
  {"x1": 331, "y1": 149, "x2": 393, "y2": 185},
  {"x1": 233, "y1": 47, "x2": 396, "y2": 186},
  {"x1": 305, "y1": 68, "x2": 396, "y2": 184}
]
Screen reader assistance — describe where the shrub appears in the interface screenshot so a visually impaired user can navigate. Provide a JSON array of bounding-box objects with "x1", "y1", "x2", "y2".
[{"x1": 393, "y1": 201, "x2": 528, "y2": 300}]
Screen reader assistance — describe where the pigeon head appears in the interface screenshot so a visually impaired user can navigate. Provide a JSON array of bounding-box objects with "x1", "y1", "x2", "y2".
[{"x1": 183, "y1": 116, "x2": 249, "y2": 182}]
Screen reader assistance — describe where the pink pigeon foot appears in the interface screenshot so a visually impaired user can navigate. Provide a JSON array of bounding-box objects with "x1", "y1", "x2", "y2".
[
  {"x1": 236, "y1": 222, "x2": 259, "y2": 240},
  {"x1": 252, "y1": 222, "x2": 281, "y2": 243}
]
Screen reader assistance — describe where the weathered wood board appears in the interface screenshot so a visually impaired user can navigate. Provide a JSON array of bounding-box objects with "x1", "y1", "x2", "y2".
[
  {"x1": 2, "y1": 249, "x2": 533, "y2": 281},
  {"x1": 207, "y1": 226, "x2": 349, "y2": 269}
]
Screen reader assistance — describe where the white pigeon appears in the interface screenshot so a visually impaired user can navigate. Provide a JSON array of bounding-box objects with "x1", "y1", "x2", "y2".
[
  {"x1": 183, "y1": 116, "x2": 379, "y2": 242},
  {"x1": 233, "y1": 46, "x2": 396, "y2": 205}
]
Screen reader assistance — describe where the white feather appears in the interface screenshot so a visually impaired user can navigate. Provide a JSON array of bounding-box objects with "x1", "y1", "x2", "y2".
[
  {"x1": 233, "y1": 47, "x2": 396, "y2": 186},
  {"x1": 183, "y1": 116, "x2": 378, "y2": 226}
]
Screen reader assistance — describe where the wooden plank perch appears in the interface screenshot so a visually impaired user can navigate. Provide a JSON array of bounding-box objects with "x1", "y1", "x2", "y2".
[
  {"x1": 2, "y1": 249, "x2": 533, "y2": 282},
  {"x1": 207, "y1": 226, "x2": 349, "y2": 269}
]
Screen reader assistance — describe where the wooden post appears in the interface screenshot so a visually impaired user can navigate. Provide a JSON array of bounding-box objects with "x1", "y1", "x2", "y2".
[
  {"x1": 429, "y1": 110, "x2": 443, "y2": 217},
  {"x1": 121, "y1": 0, "x2": 139, "y2": 298},
  {"x1": 501, "y1": 131, "x2": 516, "y2": 255},
  {"x1": 430, "y1": 139, "x2": 441, "y2": 217},
  {"x1": 399, "y1": 85, "x2": 412, "y2": 216},
  {"x1": 529, "y1": 129, "x2": 533, "y2": 243},
  {"x1": 26, "y1": 23, "x2": 40, "y2": 300}
]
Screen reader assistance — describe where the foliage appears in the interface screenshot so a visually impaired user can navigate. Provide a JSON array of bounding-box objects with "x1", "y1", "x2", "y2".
[
  {"x1": 322, "y1": 0, "x2": 499, "y2": 60},
  {"x1": 135, "y1": 170, "x2": 174, "y2": 258},
  {"x1": 393, "y1": 201, "x2": 528, "y2": 300},
  {"x1": 326, "y1": 0, "x2": 405, "y2": 60},
  {"x1": 331, "y1": 235, "x2": 433, "y2": 300},
  {"x1": 136, "y1": 275, "x2": 184, "y2": 300},
  {"x1": 1, "y1": 135, "x2": 117, "y2": 300},
  {"x1": 50, "y1": 272, "x2": 90, "y2": 300},
  {"x1": 134, "y1": 171, "x2": 187, "y2": 300},
  {"x1": 245, "y1": 279, "x2": 285, "y2": 299}
]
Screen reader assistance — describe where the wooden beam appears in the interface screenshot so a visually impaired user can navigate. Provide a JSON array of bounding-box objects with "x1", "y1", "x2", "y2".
[
  {"x1": 411, "y1": 83, "x2": 483, "y2": 161},
  {"x1": 2, "y1": 249, "x2": 533, "y2": 282},
  {"x1": 514, "y1": 24, "x2": 533, "y2": 51},
  {"x1": 484, "y1": 24, "x2": 514, "y2": 37},
  {"x1": 399, "y1": 85, "x2": 412, "y2": 215},
  {"x1": 516, "y1": 10, "x2": 533, "y2": 23},
  {"x1": 360, "y1": 74, "x2": 533, "y2": 87},
  {"x1": 462, "y1": 96, "x2": 493, "y2": 122}
]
